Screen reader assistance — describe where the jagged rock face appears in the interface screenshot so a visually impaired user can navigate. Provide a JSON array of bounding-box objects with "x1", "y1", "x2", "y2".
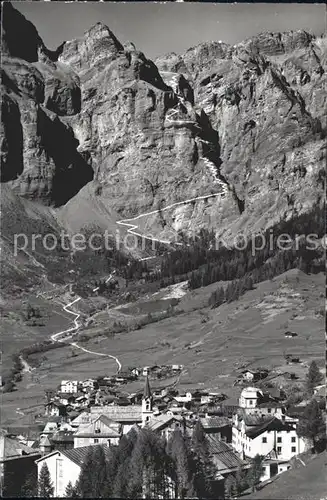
[
  {"x1": 1, "y1": 3, "x2": 326, "y2": 244},
  {"x1": 1, "y1": 4, "x2": 91, "y2": 206},
  {"x1": 155, "y1": 32, "x2": 326, "y2": 239},
  {"x1": 0, "y1": 93, "x2": 24, "y2": 182}
]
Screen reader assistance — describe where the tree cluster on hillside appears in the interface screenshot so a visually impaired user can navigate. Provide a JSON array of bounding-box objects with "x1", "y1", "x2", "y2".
[
  {"x1": 224, "y1": 454, "x2": 265, "y2": 498},
  {"x1": 20, "y1": 340, "x2": 67, "y2": 358},
  {"x1": 70, "y1": 422, "x2": 219, "y2": 499},
  {"x1": 109, "y1": 205, "x2": 324, "y2": 299},
  {"x1": 2, "y1": 340, "x2": 67, "y2": 392},
  {"x1": 54, "y1": 205, "x2": 324, "y2": 303},
  {"x1": 158, "y1": 205, "x2": 324, "y2": 289},
  {"x1": 305, "y1": 360, "x2": 323, "y2": 396},
  {"x1": 2, "y1": 354, "x2": 23, "y2": 392},
  {"x1": 298, "y1": 399, "x2": 326, "y2": 453},
  {"x1": 24, "y1": 302, "x2": 42, "y2": 321},
  {"x1": 93, "y1": 278, "x2": 118, "y2": 294}
]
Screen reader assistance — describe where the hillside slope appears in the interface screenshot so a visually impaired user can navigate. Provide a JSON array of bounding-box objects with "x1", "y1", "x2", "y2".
[
  {"x1": 247, "y1": 450, "x2": 327, "y2": 500},
  {"x1": 1, "y1": 268, "x2": 323, "y2": 426}
]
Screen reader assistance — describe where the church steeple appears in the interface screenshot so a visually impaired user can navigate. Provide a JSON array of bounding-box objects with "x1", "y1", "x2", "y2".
[
  {"x1": 142, "y1": 374, "x2": 153, "y2": 426},
  {"x1": 144, "y1": 374, "x2": 152, "y2": 399}
]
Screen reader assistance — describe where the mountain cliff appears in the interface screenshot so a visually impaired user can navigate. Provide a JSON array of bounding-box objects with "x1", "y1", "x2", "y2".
[{"x1": 1, "y1": 3, "x2": 326, "y2": 280}]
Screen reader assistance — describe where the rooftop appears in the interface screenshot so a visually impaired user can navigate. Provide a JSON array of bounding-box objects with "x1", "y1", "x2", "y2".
[
  {"x1": 51, "y1": 431, "x2": 74, "y2": 443},
  {"x1": 74, "y1": 415, "x2": 121, "y2": 438},
  {"x1": 245, "y1": 417, "x2": 295, "y2": 439},
  {"x1": 0, "y1": 431, "x2": 40, "y2": 461},
  {"x1": 200, "y1": 417, "x2": 231, "y2": 428},
  {"x1": 207, "y1": 435, "x2": 247, "y2": 471},
  {"x1": 36, "y1": 445, "x2": 112, "y2": 467},
  {"x1": 242, "y1": 412, "x2": 272, "y2": 426},
  {"x1": 147, "y1": 414, "x2": 183, "y2": 432},
  {"x1": 90, "y1": 405, "x2": 142, "y2": 422}
]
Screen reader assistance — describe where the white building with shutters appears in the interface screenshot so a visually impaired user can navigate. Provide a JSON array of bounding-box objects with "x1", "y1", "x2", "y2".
[{"x1": 35, "y1": 445, "x2": 111, "y2": 497}]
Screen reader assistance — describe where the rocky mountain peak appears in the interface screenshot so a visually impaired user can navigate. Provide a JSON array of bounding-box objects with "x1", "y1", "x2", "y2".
[
  {"x1": 238, "y1": 29, "x2": 315, "y2": 57},
  {"x1": 1, "y1": 2, "x2": 44, "y2": 63},
  {"x1": 58, "y1": 21, "x2": 124, "y2": 73},
  {"x1": 1, "y1": 5, "x2": 325, "y2": 250}
]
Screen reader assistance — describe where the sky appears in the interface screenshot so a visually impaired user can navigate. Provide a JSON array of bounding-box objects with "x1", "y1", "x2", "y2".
[{"x1": 13, "y1": 2, "x2": 326, "y2": 59}]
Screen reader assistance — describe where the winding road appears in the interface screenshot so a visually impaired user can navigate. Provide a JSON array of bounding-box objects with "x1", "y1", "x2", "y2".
[
  {"x1": 48, "y1": 177, "x2": 228, "y2": 371},
  {"x1": 49, "y1": 273, "x2": 122, "y2": 373},
  {"x1": 116, "y1": 190, "x2": 227, "y2": 247},
  {"x1": 21, "y1": 78, "x2": 229, "y2": 387},
  {"x1": 116, "y1": 71, "x2": 229, "y2": 249}
]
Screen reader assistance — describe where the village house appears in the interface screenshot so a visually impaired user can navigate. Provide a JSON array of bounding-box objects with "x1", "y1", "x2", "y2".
[
  {"x1": 200, "y1": 416, "x2": 232, "y2": 443},
  {"x1": 96, "y1": 393, "x2": 116, "y2": 406},
  {"x1": 238, "y1": 386, "x2": 285, "y2": 415},
  {"x1": 232, "y1": 412, "x2": 307, "y2": 481},
  {"x1": 73, "y1": 415, "x2": 121, "y2": 448},
  {"x1": 167, "y1": 405, "x2": 194, "y2": 419},
  {"x1": 142, "y1": 366, "x2": 151, "y2": 376},
  {"x1": 284, "y1": 331, "x2": 298, "y2": 338},
  {"x1": 40, "y1": 420, "x2": 74, "y2": 445},
  {"x1": 35, "y1": 445, "x2": 112, "y2": 497},
  {"x1": 70, "y1": 411, "x2": 93, "y2": 429},
  {"x1": 56, "y1": 393, "x2": 76, "y2": 406},
  {"x1": 256, "y1": 401, "x2": 285, "y2": 417},
  {"x1": 40, "y1": 421, "x2": 61, "y2": 439},
  {"x1": 114, "y1": 371, "x2": 137, "y2": 383},
  {"x1": 146, "y1": 414, "x2": 189, "y2": 440},
  {"x1": 131, "y1": 367, "x2": 140, "y2": 377},
  {"x1": 231, "y1": 387, "x2": 287, "y2": 423},
  {"x1": 60, "y1": 381, "x2": 79, "y2": 394},
  {"x1": 45, "y1": 402, "x2": 67, "y2": 418},
  {"x1": 71, "y1": 394, "x2": 89, "y2": 409},
  {"x1": 0, "y1": 430, "x2": 41, "y2": 497},
  {"x1": 218, "y1": 397, "x2": 240, "y2": 416},
  {"x1": 80, "y1": 378, "x2": 98, "y2": 392},
  {"x1": 239, "y1": 369, "x2": 268, "y2": 383},
  {"x1": 89, "y1": 402, "x2": 143, "y2": 434},
  {"x1": 239, "y1": 387, "x2": 262, "y2": 409},
  {"x1": 174, "y1": 392, "x2": 193, "y2": 404},
  {"x1": 207, "y1": 434, "x2": 249, "y2": 478},
  {"x1": 200, "y1": 393, "x2": 215, "y2": 404},
  {"x1": 40, "y1": 431, "x2": 74, "y2": 455},
  {"x1": 53, "y1": 431, "x2": 74, "y2": 452}
]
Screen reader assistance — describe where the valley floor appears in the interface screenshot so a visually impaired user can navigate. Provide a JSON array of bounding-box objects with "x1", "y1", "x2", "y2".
[{"x1": 1, "y1": 269, "x2": 324, "y2": 426}]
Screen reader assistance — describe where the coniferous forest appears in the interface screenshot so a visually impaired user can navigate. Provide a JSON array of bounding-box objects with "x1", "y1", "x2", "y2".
[{"x1": 65, "y1": 423, "x2": 221, "y2": 499}]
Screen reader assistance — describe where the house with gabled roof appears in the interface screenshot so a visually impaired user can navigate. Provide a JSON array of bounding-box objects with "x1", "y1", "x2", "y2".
[
  {"x1": 35, "y1": 445, "x2": 112, "y2": 497},
  {"x1": 89, "y1": 405, "x2": 143, "y2": 435},
  {"x1": 0, "y1": 430, "x2": 41, "y2": 497},
  {"x1": 239, "y1": 369, "x2": 269, "y2": 383},
  {"x1": 232, "y1": 411, "x2": 307, "y2": 481},
  {"x1": 146, "y1": 414, "x2": 189, "y2": 440},
  {"x1": 207, "y1": 434, "x2": 249, "y2": 477},
  {"x1": 44, "y1": 401, "x2": 67, "y2": 417},
  {"x1": 200, "y1": 416, "x2": 232, "y2": 443},
  {"x1": 60, "y1": 380, "x2": 79, "y2": 394},
  {"x1": 40, "y1": 420, "x2": 60, "y2": 438},
  {"x1": 73, "y1": 415, "x2": 121, "y2": 448}
]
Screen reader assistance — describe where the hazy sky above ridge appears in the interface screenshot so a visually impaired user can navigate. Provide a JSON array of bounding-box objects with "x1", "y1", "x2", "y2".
[{"x1": 13, "y1": 2, "x2": 326, "y2": 59}]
